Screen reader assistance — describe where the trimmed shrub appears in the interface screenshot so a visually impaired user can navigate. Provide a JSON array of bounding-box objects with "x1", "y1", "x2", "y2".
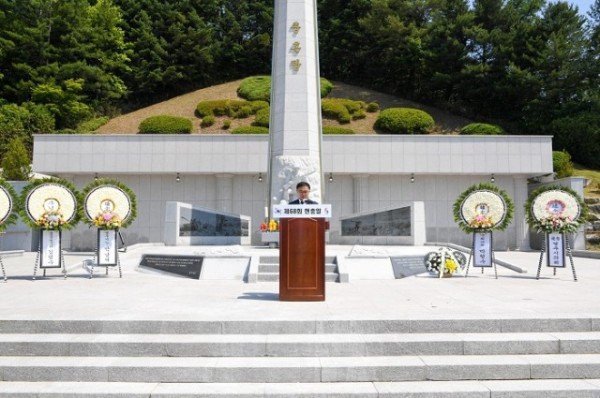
[
  {"x1": 55, "y1": 128, "x2": 80, "y2": 134},
  {"x1": 366, "y1": 102, "x2": 379, "y2": 112},
  {"x1": 552, "y1": 150, "x2": 574, "y2": 179},
  {"x1": 237, "y1": 76, "x2": 334, "y2": 102},
  {"x1": 196, "y1": 99, "x2": 264, "y2": 119},
  {"x1": 237, "y1": 76, "x2": 271, "y2": 101},
  {"x1": 196, "y1": 100, "x2": 225, "y2": 117},
  {"x1": 250, "y1": 100, "x2": 269, "y2": 112},
  {"x1": 323, "y1": 126, "x2": 355, "y2": 135},
  {"x1": 220, "y1": 100, "x2": 247, "y2": 117},
  {"x1": 322, "y1": 99, "x2": 351, "y2": 123},
  {"x1": 252, "y1": 108, "x2": 270, "y2": 127},
  {"x1": 460, "y1": 123, "x2": 503, "y2": 135},
  {"x1": 338, "y1": 114, "x2": 352, "y2": 124},
  {"x1": 201, "y1": 115, "x2": 215, "y2": 127},
  {"x1": 321, "y1": 98, "x2": 366, "y2": 123},
  {"x1": 76, "y1": 116, "x2": 108, "y2": 132},
  {"x1": 352, "y1": 110, "x2": 367, "y2": 120},
  {"x1": 320, "y1": 78, "x2": 334, "y2": 97},
  {"x1": 342, "y1": 99, "x2": 363, "y2": 114},
  {"x1": 222, "y1": 119, "x2": 231, "y2": 130},
  {"x1": 374, "y1": 108, "x2": 434, "y2": 134},
  {"x1": 233, "y1": 105, "x2": 253, "y2": 119},
  {"x1": 138, "y1": 115, "x2": 192, "y2": 134},
  {"x1": 231, "y1": 126, "x2": 269, "y2": 134}
]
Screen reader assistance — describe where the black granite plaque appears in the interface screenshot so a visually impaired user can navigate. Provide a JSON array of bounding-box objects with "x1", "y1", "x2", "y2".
[
  {"x1": 390, "y1": 256, "x2": 427, "y2": 278},
  {"x1": 140, "y1": 255, "x2": 203, "y2": 279},
  {"x1": 179, "y1": 207, "x2": 249, "y2": 237},
  {"x1": 342, "y1": 207, "x2": 411, "y2": 236}
]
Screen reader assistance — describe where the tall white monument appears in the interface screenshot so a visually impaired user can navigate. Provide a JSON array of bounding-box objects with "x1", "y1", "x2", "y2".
[{"x1": 268, "y1": 0, "x2": 324, "y2": 209}]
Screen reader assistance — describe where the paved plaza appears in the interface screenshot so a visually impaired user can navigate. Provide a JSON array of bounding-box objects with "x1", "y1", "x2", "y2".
[
  {"x1": 0, "y1": 246, "x2": 599, "y2": 397},
  {"x1": 0, "y1": 246, "x2": 598, "y2": 322}
]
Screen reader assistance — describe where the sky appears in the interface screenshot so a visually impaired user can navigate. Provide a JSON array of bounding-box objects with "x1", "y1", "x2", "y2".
[{"x1": 570, "y1": 0, "x2": 595, "y2": 15}]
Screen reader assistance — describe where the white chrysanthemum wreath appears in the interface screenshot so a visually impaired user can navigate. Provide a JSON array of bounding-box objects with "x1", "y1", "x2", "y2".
[
  {"x1": 526, "y1": 186, "x2": 587, "y2": 234},
  {"x1": 21, "y1": 179, "x2": 80, "y2": 230},
  {"x1": 453, "y1": 183, "x2": 514, "y2": 233},
  {"x1": 0, "y1": 180, "x2": 18, "y2": 232},
  {"x1": 81, "y1": 179, "x2": 137, "y2": 230},
  {"x1": 460, "y1": 190, "x2": 506, "y2": 229},
  {"x1": 0, "y1": 186, "x2": 13, "y2": 224}
]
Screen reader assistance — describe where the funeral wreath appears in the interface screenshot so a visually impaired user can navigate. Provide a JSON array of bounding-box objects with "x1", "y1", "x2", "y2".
[
  {"x1": 81, "y1": 178, "x2": 137, "y2": 230},
  {"x1": 453, "y1": 183, "x2": 514, "y2": 233},
  {"x1": 525, "y1": 185, "x2": 588, "y2": 234},
  {"x1": 20, "y1": 178, "x2": 80, "y2": 230}
]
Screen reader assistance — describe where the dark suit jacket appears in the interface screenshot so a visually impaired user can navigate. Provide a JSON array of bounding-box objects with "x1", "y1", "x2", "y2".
[{"x1": 289, "y1": 199, "x2": 319, "y2": 205}]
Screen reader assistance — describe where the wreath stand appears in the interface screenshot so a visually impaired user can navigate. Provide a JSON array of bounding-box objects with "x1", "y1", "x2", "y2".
[
  {"x1": 33, "y1": 230, "x2": 67, "y2": 280},
  {"x1": 0, "y1": 255, "x2": 5, "y2": 282},
  {"x1": 464, "y1": 231, "x2": 498, "y2": 279},
  {"x1": 89, "y1": 229, "x2": 123, "y2": 279},
  {"x1": 536, "y1": 232, "x2": 577, "y2": 281},
  {"x1": 0, "y1": 232, "x2": 6, "y2": 282}
]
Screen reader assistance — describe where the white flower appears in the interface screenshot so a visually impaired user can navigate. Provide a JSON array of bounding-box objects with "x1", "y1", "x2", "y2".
[
  {"x1": 84, "y1": 186, "x2": 131, "y2": 223},
  {"x1": 460, "y1": 190, "x2": 507, "y2": 228},
  {"x1": 531, "y1": 190, "x2": 580, "y2": 222},
  {"x1": 0, "y1": 186, "x2": 12, "y2": 223},
  {"x1": 26, "y1": 183, "x2": 77, "y2": 222}
]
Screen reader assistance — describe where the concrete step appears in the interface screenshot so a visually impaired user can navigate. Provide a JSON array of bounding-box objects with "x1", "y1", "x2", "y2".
[
  {"x1": 1, "y1": 354, "x2": 600, "y2": 382},
  {"x1": 0, "y1": 318, "x2": 598, "y2": 334},
  {"x1": 0, "y1": 380, "x2": 599, "y2": 397},
  {"x1": 256, "y1": 273, "x2": 279, "y2": 282},
  {"x1": 257, "y1": 273, "x2": 338, "y2": 282},
  {"x1": 1, "y1": 332, "x2": 600, "y2": 357},
  {"x1": 589, "y1": 204, "x2": 600, "y2": 213},
  {"x1": 587, "y1": 234, "x2": 600, "y2": 244},
  {"x1": 5, "y1": 331, "x2": 600, "y2": 357},
  {"x1": 258, "y1": 264, "x2": 337, "y2": 273},
  {"x1": 259, "y1": 256, "x2": 336, "y2": 265}
]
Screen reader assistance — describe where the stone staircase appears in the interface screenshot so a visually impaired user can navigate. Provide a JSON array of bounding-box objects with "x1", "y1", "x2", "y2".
[
  {"x1": 585, "y1": 198, "x2": 600, "y2": 247},
  {"x1": 0, "y1": 318, "x2": 600, "y2": 396},
  {"x1": 257, "y1": 255, "x2": 339, "y2": 282}
]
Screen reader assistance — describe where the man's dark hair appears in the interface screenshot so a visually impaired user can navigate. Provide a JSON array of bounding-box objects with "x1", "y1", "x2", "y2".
[{"x1": 296, "y1": 181, "x2": 311, "y2": 190}]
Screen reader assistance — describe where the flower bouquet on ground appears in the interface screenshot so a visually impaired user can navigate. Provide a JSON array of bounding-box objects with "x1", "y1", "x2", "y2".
[
  {"x1": 260, "y1": 219, "x2": 279, "y2": 247},
  {"x1": 424, "y1": 247, "x2": 467, "y2": 277},
  {"x1": 260, "y1": 219, "x2": 279, "y2": 232}
]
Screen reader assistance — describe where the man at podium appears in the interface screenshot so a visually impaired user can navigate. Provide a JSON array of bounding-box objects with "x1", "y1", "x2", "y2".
[
  {"x1": 277, "y1": 181, "x2": 326, "y2": 301},
  {"x1": 288, "y1": 182, "x2": 319, "y2": 205}
]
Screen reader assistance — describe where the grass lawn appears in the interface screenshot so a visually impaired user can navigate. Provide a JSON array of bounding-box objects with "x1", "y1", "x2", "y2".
[{"x1": 574, "y1": 164, "x2": 600, "y2": 198}]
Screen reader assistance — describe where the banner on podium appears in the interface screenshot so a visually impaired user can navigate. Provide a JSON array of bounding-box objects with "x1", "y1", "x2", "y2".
[{"x1": 273, "y1": 204, "x2": 332, "y2": 219}]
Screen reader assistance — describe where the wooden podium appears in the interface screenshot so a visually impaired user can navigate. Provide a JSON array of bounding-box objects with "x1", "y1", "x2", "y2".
[{"x1": 274, "y1": 205, "x2": 331, "y2": 302}]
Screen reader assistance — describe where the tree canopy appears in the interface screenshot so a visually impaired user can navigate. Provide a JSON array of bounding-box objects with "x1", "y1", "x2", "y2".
[{"x1": 0, "y1": 0, "x2": 599, "y2": 167}]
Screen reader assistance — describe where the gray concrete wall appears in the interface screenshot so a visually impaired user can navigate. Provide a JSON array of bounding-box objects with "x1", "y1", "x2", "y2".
[
  {"x1": 31, "y1": 134, "x2": 553, "y2": 250},
  {"x1": 33, "y1": 134, "x2": 552, "y2": 176}
]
